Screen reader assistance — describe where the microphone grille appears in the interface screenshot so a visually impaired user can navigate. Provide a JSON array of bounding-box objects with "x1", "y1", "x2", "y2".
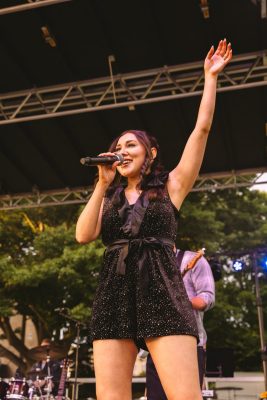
[
  {"x1": 80, "y1": 157, "x2": 87, "y2": 165},
  {"x1": 116, "y1": 154, "x2": 124, "y2": 164}
]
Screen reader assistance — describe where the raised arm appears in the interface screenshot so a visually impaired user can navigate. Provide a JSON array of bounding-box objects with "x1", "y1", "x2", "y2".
[
  {"x1": 75, "y1": 153, "x2": 119, "y2": 244},
  {"x1": 168, "y1": 39, "x2": 232, "y2": 209}
]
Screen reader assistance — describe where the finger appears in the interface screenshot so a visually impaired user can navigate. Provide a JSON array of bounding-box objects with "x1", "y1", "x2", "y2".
[
  {"x1": 206, "y1": 45, "x2": 214, "y2": 60},
  {"x1": 220, "y1": 38, "x2": 227, "y2": 56},
  {"x1": 223, "y1": 43, "x2": 232, "y2": 60},
  {"x1": 224, "y1": 49, "x2": 233, "y2": 64},
  {"x1": 98, "y1": 152, "x2": 117, "y2": 157},
  {"x1": 215, "y1": 40, "x2": 223, "y2": 55},
  {"x1": 112, "y1": 161, "x2": 121, "y2": 170}
]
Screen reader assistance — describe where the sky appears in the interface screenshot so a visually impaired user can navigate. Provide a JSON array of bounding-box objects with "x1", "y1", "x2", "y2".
[{"x1": 250, "y1": 172, "x2": 267, "y2": 192}]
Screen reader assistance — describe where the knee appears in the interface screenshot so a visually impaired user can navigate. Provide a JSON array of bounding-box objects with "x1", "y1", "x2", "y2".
[
  {"x1": 167, "y1": 392, "x2": 202, "y2": 400},
  {"x1": 96, "y1": 386, "x2": 131, "y2": 400}
]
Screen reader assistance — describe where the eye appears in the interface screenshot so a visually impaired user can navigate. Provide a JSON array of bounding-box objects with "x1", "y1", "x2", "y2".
[{"x1": 127, "y1": 142, "x2": 136, "y2": 147}]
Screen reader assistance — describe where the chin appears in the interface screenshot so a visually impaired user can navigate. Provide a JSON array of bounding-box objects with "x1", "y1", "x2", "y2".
[
  {"x1": 119, "y1": 170, "x2": 132, "y2": 178},
  {"x1": 119, "y1": 168, "x2": 138, "y2": 178}
]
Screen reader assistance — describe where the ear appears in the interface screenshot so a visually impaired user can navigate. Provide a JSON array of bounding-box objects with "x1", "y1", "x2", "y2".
[{"x1": 151, "y1": 147, "x2": 157, "y2": 161}]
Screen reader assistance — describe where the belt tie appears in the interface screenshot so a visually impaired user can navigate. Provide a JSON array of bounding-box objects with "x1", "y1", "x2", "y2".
[{"x1": 106, "y1": 237, "x2": 174, "y2": 293}]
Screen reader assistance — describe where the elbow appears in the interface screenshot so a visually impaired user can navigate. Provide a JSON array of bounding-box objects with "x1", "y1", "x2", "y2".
[
  {"x1": 76, "y1": 235, "x2": 88, "y2": 244},
  {"x1": 75, "y1": 231, "x2": 92, "y2": 244},
  {"x1": 76, "y1": 230, "x2": 98, "y2": 244},
  {"x1": 199, "y1": 126, "x2": 210, "y2": 136},
  {"x1": 76, "y1": 238, "x2": 88, "y2": 245}
]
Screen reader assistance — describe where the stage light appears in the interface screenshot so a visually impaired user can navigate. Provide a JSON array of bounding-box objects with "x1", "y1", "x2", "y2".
[
  {"x1": 232, "y1": 259, "x2": 245, "y2": 272},
  {"x1": 200, "y1": 0, "x2": 210, "y2": 19},
  {"x1": 260, "y1": 256, "x2": 267, "y2": 270},
  {"x1": 41, "y1": 26, "x2": 57, "y2": 48}
]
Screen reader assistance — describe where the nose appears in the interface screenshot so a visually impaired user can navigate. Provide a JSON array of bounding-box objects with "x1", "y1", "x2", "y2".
[{"x1": 117, "y1": 147, "x2": 128, "y2": 156}]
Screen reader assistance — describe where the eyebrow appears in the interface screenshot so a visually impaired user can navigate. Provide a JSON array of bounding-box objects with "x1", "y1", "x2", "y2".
[{"x1": 116, "y1": 139, "x2": 137, "y2": 147}]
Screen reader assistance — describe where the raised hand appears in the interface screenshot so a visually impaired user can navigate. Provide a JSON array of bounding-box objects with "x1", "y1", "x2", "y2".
[{"x1": 204, "y1": 39, "x2": 232, "y2": 76}]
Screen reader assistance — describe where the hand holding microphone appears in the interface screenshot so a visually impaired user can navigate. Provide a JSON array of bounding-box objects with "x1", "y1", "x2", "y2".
[{"x1": 81, "y1": 152, "x2": 124, "y2": 187}]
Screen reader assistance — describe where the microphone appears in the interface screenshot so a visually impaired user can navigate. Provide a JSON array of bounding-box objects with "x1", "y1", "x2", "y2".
[{"x1": 80, "y1": 154, "x2": 124, "y2": 166}]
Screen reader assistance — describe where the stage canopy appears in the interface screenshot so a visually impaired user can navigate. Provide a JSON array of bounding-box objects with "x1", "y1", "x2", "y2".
[{"x1": 0, "y1": 0, "x2": 266, "y2": 209}]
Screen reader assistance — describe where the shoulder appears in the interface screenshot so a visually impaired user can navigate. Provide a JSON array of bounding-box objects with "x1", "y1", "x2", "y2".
[
  {"x1": 141, "y1": 170, "x2": 169, "y2": 190},
  {"x1": 178, "y1": 250, "x2": 211, "y2": 271}
]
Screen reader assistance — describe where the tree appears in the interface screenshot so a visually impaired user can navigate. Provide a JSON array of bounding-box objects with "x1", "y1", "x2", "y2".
[
  {"x1": 0, "y1": 206, "x2": 104, "y2": 373},
  {"x1": 177, "y1": 188, "x2": 267, "y2": 252},
  {"x1": 177, "y1": 188, "x2": 267, "y2": 370},
  {"x1": 205, "y1": 267, "x2": 267, "y2": 371},
  {"x1": 0, "y1": 188, "x2": 266, "y2": 372}
]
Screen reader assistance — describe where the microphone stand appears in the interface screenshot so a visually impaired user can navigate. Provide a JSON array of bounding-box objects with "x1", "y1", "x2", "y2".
[
  {"x1": 73, "y1": 322, "x2": 81, "y2": 400},
  {"x1": 56, "y1": 309, "x2": 88, "y2": 400}
]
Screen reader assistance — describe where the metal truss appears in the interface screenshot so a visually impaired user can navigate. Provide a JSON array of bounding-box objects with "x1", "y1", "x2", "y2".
[
  {"x1": 191, "y1": 168, "x2": 267, "y2": 192},
  {"x1": 0, "y1": 50, "x2": 266, "y2": 125},
  {"x1": 1, "y1": 168, "x2": 266, "y2": 210},
  {"x1": 0, "y1": 187, "x2": 93, "y2": 210},
  {"x1": 0, "y1": 0, "x2": 72, "y2": 16}
]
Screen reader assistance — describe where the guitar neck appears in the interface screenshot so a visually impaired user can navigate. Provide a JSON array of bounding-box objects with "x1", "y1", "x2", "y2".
[
  {"x1": 181, "y1": 249, "x2": 205, "y2": 277},
  {"x1": 57, "y1": 359, "x2": 68, "y2": 400}
]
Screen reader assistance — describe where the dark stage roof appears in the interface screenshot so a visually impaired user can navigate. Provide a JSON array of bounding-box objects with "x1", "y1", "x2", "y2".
[{"x1": 0, "y1": 0, "x2": 266, "y2": 207}]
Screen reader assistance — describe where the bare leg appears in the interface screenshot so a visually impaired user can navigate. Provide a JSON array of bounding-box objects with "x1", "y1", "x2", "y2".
[
  {"x1": 93, "y1": 339, "x2": 138, "y2": 400},
  {"x1": 146, "y1": 335, "x2": 202, "y2": 400}
]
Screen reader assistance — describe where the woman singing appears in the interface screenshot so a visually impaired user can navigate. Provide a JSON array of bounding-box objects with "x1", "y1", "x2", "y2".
[{"x1": 76, "y1": 39, "x2": 232, "y2": 400}]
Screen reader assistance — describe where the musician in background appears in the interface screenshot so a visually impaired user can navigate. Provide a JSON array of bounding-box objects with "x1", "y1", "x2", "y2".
[
  {"x1": 146, "y1": 249, "x2": 215, "y2": 399},
  {"x1": 16, "y1": 338, "x2": 62, "y2": 397},
  {"x1": 30, "y1": 338, "x2": 62, "y2": 396}
]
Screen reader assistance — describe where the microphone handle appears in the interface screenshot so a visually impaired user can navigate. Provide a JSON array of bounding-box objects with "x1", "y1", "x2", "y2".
[{"x1": 80, "y1": 155, "x2": 123, "y2": 166}]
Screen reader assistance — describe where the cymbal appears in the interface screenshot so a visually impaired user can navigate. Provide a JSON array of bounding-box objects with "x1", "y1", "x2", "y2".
[
  {"x1": 28, "y1": 344, "x2": 68, "y2": 361},
  {"x1": 27, "y1": 368, "x2": 47, "y2": 379}
]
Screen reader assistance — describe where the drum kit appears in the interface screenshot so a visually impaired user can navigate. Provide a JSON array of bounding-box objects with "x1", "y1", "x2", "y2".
[{"x1": 0, "y1": 343, "x2": 69, "y2": 400}]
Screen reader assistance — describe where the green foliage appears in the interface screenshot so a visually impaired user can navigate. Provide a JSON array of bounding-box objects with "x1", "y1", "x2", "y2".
[
  {"x1": 0, "y1": 205, "x2": 104, "y2": 368},
  {"x1": 178, "y1": 189, "x2": 267, "y2": 253},
  {"x1": 0, "y1": 189, "x2": 267, "y2": 371},
  {"x1": 205, "y1": 270, "x2": 266, "y2": 371}
]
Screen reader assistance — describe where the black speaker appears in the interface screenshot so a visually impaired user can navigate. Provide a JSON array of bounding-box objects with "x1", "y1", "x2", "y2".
[{"x1": 206, "y1": 348, "x2": 235, "y2": 377}]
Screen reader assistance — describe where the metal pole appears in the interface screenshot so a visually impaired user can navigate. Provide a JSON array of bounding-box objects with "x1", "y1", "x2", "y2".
[
  {"x1": 253, "y1": 253, "x2": 267, "y2": 391},
  {"x1": 0, "y1": 0, "x2": 72, "y2": 16},
  {"x1": 73, "y1": 323, "x2": 80, "y2": 400}
]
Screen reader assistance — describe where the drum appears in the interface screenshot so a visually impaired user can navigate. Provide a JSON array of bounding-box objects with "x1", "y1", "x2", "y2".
[
  {"x1": 6, "y1": 379, "x2": 29, "y2": 400},
  {"x1": 0, "y1": 379, "x2": 9, "y2": 400}
]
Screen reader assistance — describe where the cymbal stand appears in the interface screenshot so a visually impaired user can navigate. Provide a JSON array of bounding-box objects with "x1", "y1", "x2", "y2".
[
  {"x1": 45, "y1": 351, "x2": 53, "y2": 400},
  {"x1": 34, "y1": 375, "x2": 44, "y2": 400}
]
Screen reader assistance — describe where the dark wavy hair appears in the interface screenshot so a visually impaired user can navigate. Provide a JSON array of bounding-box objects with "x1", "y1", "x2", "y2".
[{"x1": 108, "y1": 130, "x2": 166, "y2": 200}]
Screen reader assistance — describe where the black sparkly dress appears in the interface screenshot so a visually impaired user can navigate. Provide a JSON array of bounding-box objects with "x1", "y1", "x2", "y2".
[{"x1": 90, "y1": 173, "x2": 198, "y2": 348}]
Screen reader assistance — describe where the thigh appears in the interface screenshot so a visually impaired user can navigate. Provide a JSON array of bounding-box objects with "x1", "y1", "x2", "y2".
[
  {"x1": 93, "y1": 338, "x2": 138, "y2": 400},
  {"x1": 145, "y1": 335, "x2": 202, "y2": 400}
]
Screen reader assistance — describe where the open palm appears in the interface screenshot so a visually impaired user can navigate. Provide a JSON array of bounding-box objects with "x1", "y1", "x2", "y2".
[{"x1": 204, "y1": 39, "x2": 232, "y2": 75}]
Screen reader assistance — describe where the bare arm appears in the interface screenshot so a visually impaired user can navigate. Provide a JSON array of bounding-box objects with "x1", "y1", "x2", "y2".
[
  {"x1": 75, "y1": 153, "x2": 119, "y2": 244},
  {"x1": 168, "y1": 39, "x2": 232, "y2": 209},
  {"x1": 75, "y1": 182, "x2": 107, "y2": 244},
  {"x1": 191, "y1": 296, "x2": 207, "y2": 311}
]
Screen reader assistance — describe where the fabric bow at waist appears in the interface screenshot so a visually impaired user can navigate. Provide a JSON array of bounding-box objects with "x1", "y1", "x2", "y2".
[{"x1": 106, "y1": 237, "x2": 175, "y2": 293}]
